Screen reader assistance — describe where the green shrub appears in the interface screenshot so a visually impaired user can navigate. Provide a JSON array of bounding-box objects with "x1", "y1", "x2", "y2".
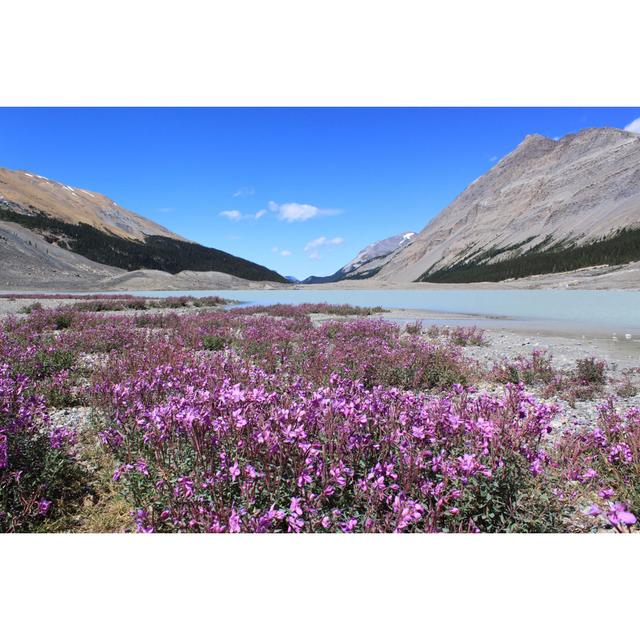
[
  {"x1": 19, "y1": 302, "x2": 43, "y2": 314},
  {"x1": 202, "y1": 335, "x2": 228, "y2": 351},
  {"x1": 54, "y1": 313, "x2": 73, "y2": 330},
  {"x1": 13, "y1": 349, "x2": 77, "y2": 380},
  {"x1": 574, "y1": 357, "x2": 606, "y2": 385},
  {"x1": 405, "y1": 320, "x2": 423, "y2": 335},
  {"x1": 451, "y1": 460, "x2": 567, "y2": 533},
  {"x1": 616, "y1": 375, "x2": 638, "y2": 398},
  {"x1": 125, "y1": 299, "x2": 147, "y2": 311}
]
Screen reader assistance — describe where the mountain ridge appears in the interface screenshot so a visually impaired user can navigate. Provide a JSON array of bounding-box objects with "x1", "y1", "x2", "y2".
[
  {"x1": 373, "y1": 127, "x2": 640, "y2": 283},
  {"x1": 0, "y1": 167, "x2": 286, "y2": 284},
  {"x1": 0, "y1": 168, "x2": 181, "y2": 241}
]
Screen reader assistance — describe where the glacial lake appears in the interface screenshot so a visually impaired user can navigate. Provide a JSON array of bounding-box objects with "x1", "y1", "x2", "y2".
[{"x1": 121, "y1": 289, "x2": 640, "y2": 336}]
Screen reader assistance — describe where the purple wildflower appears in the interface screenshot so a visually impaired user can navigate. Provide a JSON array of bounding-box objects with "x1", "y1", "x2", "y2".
[
  {"x1": 38, "y1": 498, "x2": 52, "y2": 516},
  {"x1": 228, "y1": 509, "x2": 241, "y2": 533},
  {"x1": 607, "y1": 502, "x2": 636, "y2": 528},
  {"x1": 175, "y1": 476, "x2": 195, "y2": 498},
  {"x1": 586, "y1": 504, "x2": 601, "y2": 516},
  {"x1": 229, "y1": 461, "x2": 241, "y2": 481},
  {"x1": 340, "y1": 518, "x2": 358, "y2": 533}
]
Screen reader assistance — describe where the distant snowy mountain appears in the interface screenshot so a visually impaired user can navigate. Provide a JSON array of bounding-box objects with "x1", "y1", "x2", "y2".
[
  {"x1": 303, "y1": 232, "x2": 415, "y2": 284},
  {"x1": 285, "y1": 275, "x2": 300, "y2": 283}
]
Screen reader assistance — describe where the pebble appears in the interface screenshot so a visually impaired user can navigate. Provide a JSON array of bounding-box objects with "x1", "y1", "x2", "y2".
[{"x1": 49, "y1": 406, "x2": 94, "y2": 433}]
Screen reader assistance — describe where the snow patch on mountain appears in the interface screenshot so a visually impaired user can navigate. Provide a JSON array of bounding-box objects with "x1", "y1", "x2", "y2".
[
  {"x1": 303, "y1": 231, "x2": 416, "y2": 283},
  {"x1": 342, "y1": 232, "x2": 416, "y2": 274}
]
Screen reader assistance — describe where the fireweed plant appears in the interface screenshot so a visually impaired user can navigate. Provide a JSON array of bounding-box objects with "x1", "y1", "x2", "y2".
[
  {"x1": 555, "y1": 400, "x2": 639, "y2": 532},
  {"x1": 0, "y1": 364, "x2": 83, "y2": 531},
  {"x1": 0, "y1": 301, "x2": 636, "y2": 532},
  {"x1": 94, "y1": 355, "x2": 566, "y2": 533},
  {"x1": 491, "y1": 350, "x2": 609, "y2": 405}
]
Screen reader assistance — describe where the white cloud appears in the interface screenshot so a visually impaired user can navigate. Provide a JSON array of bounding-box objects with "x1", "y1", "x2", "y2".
[
  {"x1": 304, "y1": 236, "x2": 344, "y2": 259},
  {"x1": 269, "y1": 201, "x2": 340, "y2": 222},
  {"x1": 624, "y1": 117, "x2": 640, "y2": 134},
  {"x1": 233, "y1": 186, "x2": 255, "y2": 197},
  {"x1": 304, "y1": 236, "x2": 344, "y2": 250},
  {"x1": 279, "y1": 203, "x2": 321, "y2": 222},
  {"x1": 219, "y1": 208, "x2": 265, "y2": 222},
  {"x1": 272, "y1": 245, "x2": 292, "y2": 257},
  {"x1": 219, "y1": 209, "x2": 243, "y2": 221},
  {"x1": 489, "y1": 155, "x2": 497, "y2": 163},
  {"x1": 222, "y1": 199, "x2": 339, "y2": 224}
]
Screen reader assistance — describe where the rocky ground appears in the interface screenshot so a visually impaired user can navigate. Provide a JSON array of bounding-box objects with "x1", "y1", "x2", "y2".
[
  {"x1": 0, "y1": 219, "x2": 122, "y2": 290},
  {"x1": 461, "y1": 328, "x2": 639, "y2": 432},
  {"x1": 0, "y1": 296, "x2": 92, "y2": 314}
]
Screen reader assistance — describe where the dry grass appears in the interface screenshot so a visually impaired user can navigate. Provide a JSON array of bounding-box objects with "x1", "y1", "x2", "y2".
[{"x1": 44, "y1": 411, "x2": 134, "y2": 533}]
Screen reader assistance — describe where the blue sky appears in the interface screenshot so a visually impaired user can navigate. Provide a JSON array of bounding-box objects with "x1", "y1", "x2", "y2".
[{"x1": 1, "y1": 107, "x2": 639, "y2": 279}]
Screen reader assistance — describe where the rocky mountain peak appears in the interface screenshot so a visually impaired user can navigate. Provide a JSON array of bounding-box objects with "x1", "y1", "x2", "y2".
[{"x1": 374, "y1": 126, "x2": 640, "y2": 283}]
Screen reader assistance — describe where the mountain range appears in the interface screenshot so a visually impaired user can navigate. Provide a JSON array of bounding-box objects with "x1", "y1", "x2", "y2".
[{"x1": 2, "y1": 125, "x2": 640, "y2": 291}]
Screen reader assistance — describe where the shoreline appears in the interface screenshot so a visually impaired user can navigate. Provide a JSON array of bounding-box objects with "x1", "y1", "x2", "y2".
[{"x1": 363, "y1": 309, "x2": 640, "y2": 369}]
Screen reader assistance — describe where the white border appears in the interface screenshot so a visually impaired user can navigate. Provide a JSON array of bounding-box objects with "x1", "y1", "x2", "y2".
[
  {"x1": 2, "y1": 534, "x2": 639, "y2": 638},
  {"x1": 1, "y1": 0, "x2": 640, "y2": 106},
  {"x1": 2, "y1": 1, "x2": 640, "y2": 636}
]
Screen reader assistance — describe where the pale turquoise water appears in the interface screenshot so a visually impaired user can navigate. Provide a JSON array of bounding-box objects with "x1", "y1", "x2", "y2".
[{"x1": 123, "y1": 289, "x2": 640, "y2": 335}]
